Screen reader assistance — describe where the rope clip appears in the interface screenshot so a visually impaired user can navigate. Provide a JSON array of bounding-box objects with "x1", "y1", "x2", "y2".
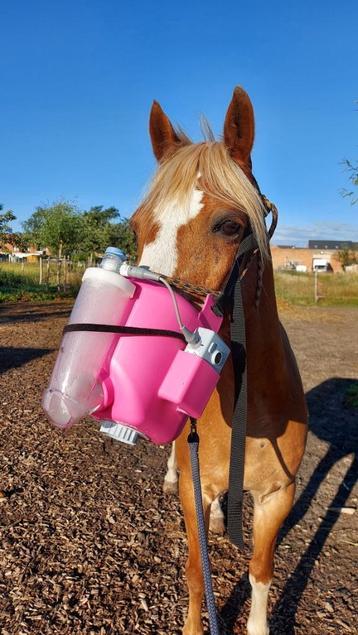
[{"x1": 188, "y1": 418, "x2": 199, "y2": 444}]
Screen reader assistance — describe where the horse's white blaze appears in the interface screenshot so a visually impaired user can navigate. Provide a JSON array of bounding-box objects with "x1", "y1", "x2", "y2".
[
  {"x1": 247, "y1": 574, "x2": 271, "y2": 635},
  {"x1": 139, "y1": 189, "x2": 203, "y2": 276}
]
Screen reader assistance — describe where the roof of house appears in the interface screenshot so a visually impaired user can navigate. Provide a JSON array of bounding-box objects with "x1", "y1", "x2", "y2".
[{"x1": 308, "y1": 240, "x2": 358, "y2": 250}]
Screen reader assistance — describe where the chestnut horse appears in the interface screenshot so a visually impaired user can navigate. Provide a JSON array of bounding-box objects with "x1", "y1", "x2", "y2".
[{"x1": 131, "y1": 87, "x2": 307, "y2": 635}]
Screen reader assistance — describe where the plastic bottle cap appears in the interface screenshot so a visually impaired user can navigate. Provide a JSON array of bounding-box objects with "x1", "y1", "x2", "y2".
[{"x1": 105, "y1": 246, "x2": 125, "y2": 259}]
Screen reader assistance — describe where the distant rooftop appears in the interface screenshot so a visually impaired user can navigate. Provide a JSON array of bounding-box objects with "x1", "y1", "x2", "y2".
[{"x1": 308, "y1": 240, "x2": 358, "y2": 250}]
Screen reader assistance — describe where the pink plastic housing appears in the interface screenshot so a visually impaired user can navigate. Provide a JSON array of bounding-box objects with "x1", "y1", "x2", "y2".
[{"x1": 93, "y1": 279, "x2": 223, "y2": 444}]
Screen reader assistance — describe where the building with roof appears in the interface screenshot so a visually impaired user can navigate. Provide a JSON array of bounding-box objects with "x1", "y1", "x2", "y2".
[
  {"x1": 308, "y1": 240, "x2": 358, "y2": 250},
  {"x1": 271, "y1": 238, "x2": 358, "y2": 272}
]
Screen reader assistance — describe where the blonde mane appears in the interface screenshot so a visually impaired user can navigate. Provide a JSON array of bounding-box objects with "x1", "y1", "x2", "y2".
[{"x1": 140, "y1": 138, "x2": 268, "y2": 258}]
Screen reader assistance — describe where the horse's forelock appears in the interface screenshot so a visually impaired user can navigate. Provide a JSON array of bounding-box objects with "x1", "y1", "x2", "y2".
[{"x1": 137, "y1": 141, "x2": 268, "y2": 260}]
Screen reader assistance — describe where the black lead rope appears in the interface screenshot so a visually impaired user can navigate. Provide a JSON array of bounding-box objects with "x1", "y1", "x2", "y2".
[
  {"x1": 187, "y1": 236, "x2": 255, "y2": 632},
  {"x1": 186, "y1": 279, "x2": 248, "y2": 635},
  {"x1": 188, "y1": 419, "x2": 220, "y2": 635}
]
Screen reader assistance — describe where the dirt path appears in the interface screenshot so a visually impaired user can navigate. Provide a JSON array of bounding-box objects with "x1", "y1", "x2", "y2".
[{"x1": 0, "y1": 303, "x2": 357, "y2": 634}]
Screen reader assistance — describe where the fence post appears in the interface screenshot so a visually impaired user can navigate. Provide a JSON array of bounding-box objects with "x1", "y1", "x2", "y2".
[
  {"x1": 314, "y1": 270, "x2": 318, "y2": 303},
  {"x1": 56, "y1": 259, "x2": 61, "y2": 289},
  {"x1": 64, "y1": 257, "x2": 69, "y2": 289},
  {"x1": 39, "y1": 256, "x2": 43, "y2": 285}
]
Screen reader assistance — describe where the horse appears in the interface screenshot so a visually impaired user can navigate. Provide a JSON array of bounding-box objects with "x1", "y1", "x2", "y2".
[{"x1": 131, "y1": 86, "x2": 308, "y2": 635}]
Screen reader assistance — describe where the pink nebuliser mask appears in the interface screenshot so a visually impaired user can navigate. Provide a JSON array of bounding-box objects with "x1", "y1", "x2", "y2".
[{"x1": 42, "y1": 247, "x2": 230, "y2": 445}]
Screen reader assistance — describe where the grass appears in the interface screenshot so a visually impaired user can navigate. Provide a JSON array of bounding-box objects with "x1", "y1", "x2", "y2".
[
  {"x1": 0, "y1": 262, "x2": 81, "y2": 303},
  {"x1": 0, "y1": 262, "x2": 40, "y2": 282},
  {"x1": 0, "y1": 287, "x2": 77, "y2": 303},
  {"x1": 0, "y1": 263, "x2": 357, "y2": 307},
  {"x1": 274, "y1": 271, "x2": 358, "y2": 307}
]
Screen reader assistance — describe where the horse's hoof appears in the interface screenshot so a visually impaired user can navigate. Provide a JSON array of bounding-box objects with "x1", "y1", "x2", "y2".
[{"x1": 163, "y1": 479, "x2": 178, "y2": 494}]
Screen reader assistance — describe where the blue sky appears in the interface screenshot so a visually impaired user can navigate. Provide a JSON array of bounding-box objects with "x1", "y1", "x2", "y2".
[{"x1": 1, "y1": 0, "x2": 357, "y2": 245}]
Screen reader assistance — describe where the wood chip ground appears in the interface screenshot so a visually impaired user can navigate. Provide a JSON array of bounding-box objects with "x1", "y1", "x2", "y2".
[{"x1": 0, "y1": 302, "x2": 357, "y2": 634}]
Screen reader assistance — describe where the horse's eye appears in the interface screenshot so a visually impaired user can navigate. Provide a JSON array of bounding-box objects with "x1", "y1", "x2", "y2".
[{"x1": 213, "y1": 219, "x2": 242, "y2": 237}]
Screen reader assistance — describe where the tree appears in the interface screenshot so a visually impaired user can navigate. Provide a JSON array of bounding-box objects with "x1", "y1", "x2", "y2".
[
  {"x1": 78, "y1": 207, "x2": 137, "y2": 261},
  {"x1": 341, "y1": 159, "x2": 358, "y2": 205},
  {"x1": 108, "y1": 216, "x2": 137, "y2": 260},
  {"x1": 22, "y1": 200, "x2": 137, "y2": 261},
  {"x1": 0, "y1": 205, "x2": 16, "y2": 249},
  {"x1": 23, "y1": 201, "x2": 82, "y2": 257},
  {"x1": 335, "y1": 249, "x2": 357, "y2": 270},
  {"x1": 78, "y1": 206, "x2": 120, "y2": 261},
  {"x1": 0, "y1": 206, "x2": 31, "y2": 252},
  {"x1": 341, "y1": 102, "x2": 357, "y2": 204}
]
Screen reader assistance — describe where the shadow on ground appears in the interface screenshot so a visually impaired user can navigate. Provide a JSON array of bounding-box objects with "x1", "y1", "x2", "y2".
[
  {"x1": 0, "y1": 302, "x2": 72, "y2": 325},
  {"x1": 219, "y1": 377, "x2": 358, "y2": 634},
  {"x1": 0, "y1": 347, "x2": 53, "y2": 373}
]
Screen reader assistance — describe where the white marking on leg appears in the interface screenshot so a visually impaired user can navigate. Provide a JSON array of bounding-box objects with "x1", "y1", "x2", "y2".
[
  {"x1": 247, "y1": 573, "x2": 271, "y2": 635},
  {"x1": 139, "y1": 189, "x2": 203, "y2": 276},
  {"x1": 209, "y1": 496, "x2": 225, "y2": 534},
  {"x1": 165, "y1": 442, "x2": 177, "y2": 483},
  {"x1": 211, "y1": 497, "x2": 222, "y2": 517},
  {"x1": 163, "y1": 442, "x2": 178, "y2": 493}
]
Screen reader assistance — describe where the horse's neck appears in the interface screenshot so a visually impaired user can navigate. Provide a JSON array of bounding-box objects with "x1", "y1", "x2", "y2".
[
  {"x1": 243, "y1": 253, "x2": 282, "y2": 354},
  {"x1": 242, "y1": 254, "x2": 290, "y2": 423}
]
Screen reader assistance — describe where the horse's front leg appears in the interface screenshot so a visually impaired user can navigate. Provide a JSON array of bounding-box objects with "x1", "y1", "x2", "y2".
[
  {"x1": 247, "y1": 482, "x2": 295, "y2": 635},
  {"x1": 163, "y1": 441, "x2": 178, "y2": 493},
  {"x1": 179, "y1": 472, "x2": 212, "y2": 635}
]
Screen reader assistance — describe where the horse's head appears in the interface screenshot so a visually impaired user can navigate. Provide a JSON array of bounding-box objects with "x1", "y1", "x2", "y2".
[{"x1": 131, "y1": 87, "x2": 268, "y2": 292}]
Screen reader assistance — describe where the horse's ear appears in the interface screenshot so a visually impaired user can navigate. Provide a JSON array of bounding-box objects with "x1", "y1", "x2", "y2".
[
  {"x1": 223, "y1": 87, "x2": 255, "y2": 167},
  {"x1": 149, "y1": 101, "x2": 183, "y2": 161}
]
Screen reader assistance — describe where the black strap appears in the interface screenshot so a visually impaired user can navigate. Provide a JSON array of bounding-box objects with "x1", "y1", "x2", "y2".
[
  {"x1": 213, "y1": 234, "x2": 257, "y2": 316},
  {"x1": 224, "y1": 234, "x2": 256, "y2": 550},
  {"x1": 227, "y1": 276, "x2": 247, "y2": 550},
  {"x1": 63, "y1": 323, "x2": 186, "y2": 342}
]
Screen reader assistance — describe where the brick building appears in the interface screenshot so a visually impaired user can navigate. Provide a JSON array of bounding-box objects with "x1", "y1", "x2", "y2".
[{"x1": 271, "y1": 246, "x2": 342, "y2": 272}]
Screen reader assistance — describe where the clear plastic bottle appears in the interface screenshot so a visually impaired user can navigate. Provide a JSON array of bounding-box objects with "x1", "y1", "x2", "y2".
[{"x1": 42, "y1": 247, "x2": 135, "y2": 428}]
